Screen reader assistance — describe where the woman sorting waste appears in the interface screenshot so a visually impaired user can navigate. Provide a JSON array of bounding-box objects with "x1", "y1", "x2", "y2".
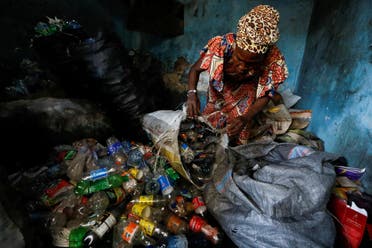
[{"x1": 186, "y1": 4, "x2": 288, "y2": 145}]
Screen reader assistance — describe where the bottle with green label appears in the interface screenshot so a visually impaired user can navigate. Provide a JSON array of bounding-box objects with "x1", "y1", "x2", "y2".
[
  {"x1": 74, "y1": 174, "x2": 129, "y2": 195},
  {"x1": 69, "y1": 226, "x2": 88, "y2": 248}
]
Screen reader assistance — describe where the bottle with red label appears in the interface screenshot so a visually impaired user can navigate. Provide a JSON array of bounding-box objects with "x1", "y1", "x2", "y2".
[{"x1": 189, "y1": 215, "x2": 222, "y2": 245}]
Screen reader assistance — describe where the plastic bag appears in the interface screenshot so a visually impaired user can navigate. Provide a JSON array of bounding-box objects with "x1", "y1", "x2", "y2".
[{"x1": 142, "y1": 109, "x2": 226, "y2": 189}]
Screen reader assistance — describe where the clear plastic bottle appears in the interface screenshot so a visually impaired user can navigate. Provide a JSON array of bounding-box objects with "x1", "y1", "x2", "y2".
[
  {"x1": 138, "y1": 218, "x2": 169, "y2": 241},
  {"x1": 113, "y1": 218, "x2": 156, "y2": 248},
  {"x1": 126, "y1": 147, "x2": 145, "y2": 168},
  {"x1": 179, "y1": 142, "x2": 195, "y2": 164},
  {"x1": 82, "y1": 197, "x2": 130, "y2": 247},
  {"x1": 130, "y1": 194, "x2": 173, "y2": 207},
  {"x1": 86, "y1": 187, "x2": 126, "y2": 214},
  {"x1": 106, "y1": 136, "x2": 128, "y2": 166}
]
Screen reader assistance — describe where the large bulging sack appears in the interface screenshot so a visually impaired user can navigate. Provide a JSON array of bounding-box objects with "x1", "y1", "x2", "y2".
[{"x1": 204, "y1": 142, "x2": 338, "y2": 248}]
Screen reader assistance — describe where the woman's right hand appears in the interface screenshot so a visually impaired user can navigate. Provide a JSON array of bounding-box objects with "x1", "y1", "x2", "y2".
[{"x1": 186, "y1": 92, "x2": 200, "y2": 119}]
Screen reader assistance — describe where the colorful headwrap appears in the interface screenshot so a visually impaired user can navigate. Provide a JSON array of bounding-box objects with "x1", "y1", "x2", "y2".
[{"x1": 236, "y1": 5, "x2": 280, "y2": 54}]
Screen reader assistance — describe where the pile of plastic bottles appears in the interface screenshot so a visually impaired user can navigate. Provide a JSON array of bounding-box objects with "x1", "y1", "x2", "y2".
[{"x1": 9, "y1": 131, "x2": 230, "y2": 248}]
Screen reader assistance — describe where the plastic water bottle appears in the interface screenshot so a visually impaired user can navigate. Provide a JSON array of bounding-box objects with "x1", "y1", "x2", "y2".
[{"x1": 106, "y1": 136, "x2": 128, "y2": 166}]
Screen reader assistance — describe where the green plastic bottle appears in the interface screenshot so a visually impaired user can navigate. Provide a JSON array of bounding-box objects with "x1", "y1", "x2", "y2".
[
  {"x1": 69, "y1": 226, "x2": 88, "y2": 248},
  {"x1": 74, "y1": 174, "x2": 129, "y2": 195}
]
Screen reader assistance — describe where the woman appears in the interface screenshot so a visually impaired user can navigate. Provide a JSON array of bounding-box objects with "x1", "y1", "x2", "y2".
[{"x1": 186, "y1": 5, "x2": 288, "y2": 145}]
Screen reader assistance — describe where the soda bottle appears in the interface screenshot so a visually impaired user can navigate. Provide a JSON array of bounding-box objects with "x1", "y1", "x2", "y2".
[
  {"x1": 74, "y1": 174, "x2": 129, "y2": 195},
  {"x1": 189, "y1": 215, "x2": 222, "y2": 245},
  {"x1": 82, "y1": 196, "x2": 130, "y2": 247},
  {"x1": 106, "y1": 136, "x2": 128, "y2": 166}
]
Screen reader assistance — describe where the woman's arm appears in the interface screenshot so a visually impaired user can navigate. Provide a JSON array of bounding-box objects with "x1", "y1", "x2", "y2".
[
  {"x1": 186, "y1": 57, "x2": 205, "y2": 118},
  {"x1": 227, "y1": 96, "x2": 270, "y2": 136}
]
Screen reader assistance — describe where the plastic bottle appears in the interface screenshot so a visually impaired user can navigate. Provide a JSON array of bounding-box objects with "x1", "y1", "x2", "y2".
[
  {"x1": 179, "y1": 142, "x2": 195, "y2": 164},
  {"x1": 69, "y1": 226, "x2": 88, "y2": 248},
  {"x1": 127, "y1": 202, "x2": 151, "y2": 220},
  {"x1": 66, "y1": 142, "x2": 94, "y2": 182},
  {"x1": 126, "y1": 147, "x2": 145, "y2": 168},
  {"x1": 113, "y1": 218, "x2": 156, "y2": 248},
  {"x1": 189, "y1": 215, "x2": 222, "y2": 245},
  {"x1": 192, "y1": 196, "x2": 207, "y2": 216},
  {"x1": 167, "y1": 234, "x2": 188, "y2": 248},
  {"x1": 106, "y1": 136, "x2": 128, "y2": 166},
  {"x1": 144, "y1": 178, "x2": 160, "y2": 195},
  {"x1": 154, "y1": 166, "x2": 174, "y2": 196},
  {"x1": 130, "y1": 194, "x2": 173, "y2": 207},
  {"x1": 86, "y1": 187, "x2": 126, "y2": 214},
  {"x1": 163, "y1": 212, "x2": 189, "y2": 235},
  {"x1": 138, "y1": 218, "x2": 169, "y2": 241},
  {"x1": 82, "y1": 197, "x2": 130, "y2": 247},
  {"x1": 81, "y1": 167, "x2": 119, "y2": 181},
  {"x1": 74, "y1": 174, "x2": 129, "y2": 195}
]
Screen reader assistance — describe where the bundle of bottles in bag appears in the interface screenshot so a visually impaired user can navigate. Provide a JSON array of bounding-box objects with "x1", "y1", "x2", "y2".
[
  {"x1": 178, "y1": 119, "x2": 219, "y2": 188},
  {"x1": 9, "y1": 122, "x2": 225, "y2": 248}
]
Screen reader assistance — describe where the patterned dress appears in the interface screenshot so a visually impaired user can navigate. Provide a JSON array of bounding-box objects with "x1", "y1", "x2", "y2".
[{"x1": 199, "y1": 33, "x2": 288, "y2": 143}]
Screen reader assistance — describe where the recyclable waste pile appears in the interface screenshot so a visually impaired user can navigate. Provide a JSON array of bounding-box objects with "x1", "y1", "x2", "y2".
[{"x1": 9, "y1": 121, "x2": 231, "y2": 248}]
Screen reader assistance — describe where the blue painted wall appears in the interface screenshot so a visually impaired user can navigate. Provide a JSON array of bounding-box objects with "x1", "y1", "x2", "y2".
[
  {"x1": 116, "y1": 0, "x2": 314, "y2": 92},
  {"x1": 296, "y1": 0, "x2": 372, "y2": 193}
]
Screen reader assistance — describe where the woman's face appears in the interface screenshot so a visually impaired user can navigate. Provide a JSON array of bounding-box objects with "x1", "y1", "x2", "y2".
[{"x1": 224, "y1": 46, "x2": 266, "y2": 82}]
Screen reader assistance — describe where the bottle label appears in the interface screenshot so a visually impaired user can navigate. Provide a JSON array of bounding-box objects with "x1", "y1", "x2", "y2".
[
  {"x1": 107, "y1": 141, "x2": 123, "y2": 155},
  {"x1": 86, "y1": 168, "x2": 108, "y2": 181},
  {"x1": 45, "y1": 179, "x2": 72, "y2": 198},
  {"x1": 139, "y1": 219, "x2": 155, "y2": 236},
  {"x1": 93, "y1": 214, "x2": 117, "y2": 238},
  {"x1": 106, "y1": 187, "x2": 125, "y2": 205},
  {"x1": 122, "y1": 221, "x2": 139, "y2": 244},
  {"x1": 131, "y1": 204, "x2": 149, "y2": 218},
  {"x1": 192, "y1": 196, "x2": 206, "y2": 213},
  {"x1": 157, "y1": 175, "x2": 172, "y2": 194},
  {"x1": 127, "y1": 149, "x2": 144, "y2": 168},
  {"x1": 189, "y1": 215, "x2": 205, "y2": 232},
  {"x1": 128, "y1": 168, "x2": 141, "y2": 179},
  {"x1": 139, "y1": 195, "x2": 154, "y2": 205}
]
